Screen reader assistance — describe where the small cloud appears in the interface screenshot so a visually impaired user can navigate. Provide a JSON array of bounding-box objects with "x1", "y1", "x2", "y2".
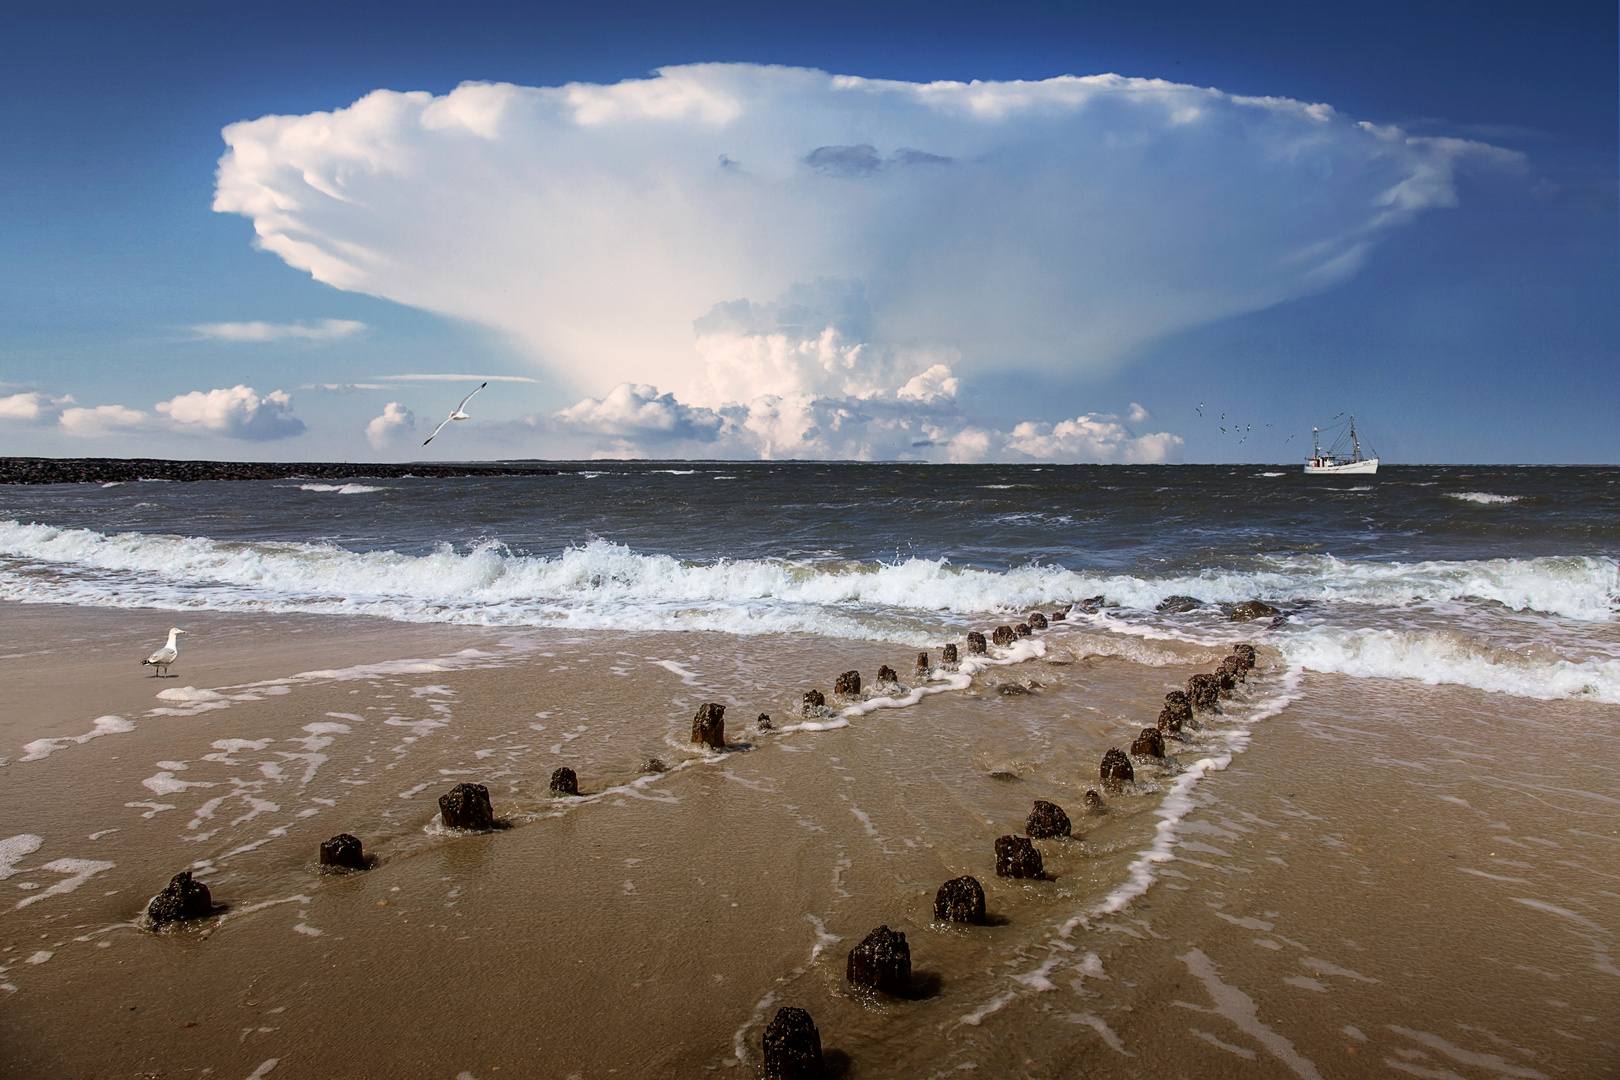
[
  {"x1": 365, "y1": 401, "x2": 416, "y2": 449},
  {"x1": 1127, "y1": 402, "x2": 1150, "y2": 423},
  {"x1": 191, "y1": 318, "x2": 367, "y2": 342},
  {"x1": 301, "y1": 382, "x2": 386, "y2": 392},
  {"x1": 0, "y1": 391, "x2": 74, "y2": 423},
  {"x1": 1004, "y1": 414, "x2": 1181, "y2": 464},
  {"x1": 375, "y1": 373, "x2": 539, "y2": 383},
  {"x1": 59, "y1": 404, "x2": 148, "y2": 438},
  {"x1": 893, "y1": 148, "x2": 952, "y2": 166},
  {"x1": 155, "y1": 385, "x2": 306, "y2": 441},
  {"x1": 804, "y1": 144, "x2": 882, "y2": 175},
  {"x1": 554, "y1": 383, "x2": 723, "y2": 441}
]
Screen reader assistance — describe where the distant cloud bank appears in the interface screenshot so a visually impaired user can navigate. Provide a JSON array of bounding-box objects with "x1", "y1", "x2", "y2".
[{"x1": 2, "y1": 385, "x2": 306, "y2": 442}]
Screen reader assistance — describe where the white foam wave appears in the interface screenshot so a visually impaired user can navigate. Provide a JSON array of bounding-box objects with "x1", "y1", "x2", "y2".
[
  {"x1": 3, "y1": 521, "x2": 1613, "y2": 634},
  {"x1": 297, "y1": 483, "x2": 384, "y2": 494},
  {"x1": 1280, "y1": 626, "x2": 1620, "y2": 704},
  {"x1": 1447, "y1": 491, "x2": 1522, "y2": 505}
]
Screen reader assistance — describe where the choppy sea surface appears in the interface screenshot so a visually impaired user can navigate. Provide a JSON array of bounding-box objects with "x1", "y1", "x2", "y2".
[{"x1": 2, "y1": 463, "x2": 1617, "y2": 704}]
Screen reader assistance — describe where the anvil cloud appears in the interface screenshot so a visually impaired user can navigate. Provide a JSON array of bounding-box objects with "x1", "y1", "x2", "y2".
[{"x1": 213, "y1": 63, "x2": 1512, "y2": 460}]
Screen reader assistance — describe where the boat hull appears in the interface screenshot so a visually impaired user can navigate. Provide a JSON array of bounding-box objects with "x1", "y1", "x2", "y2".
[{"x1": 1304, "y1": 458, "x2": 1379, "y2": 475}]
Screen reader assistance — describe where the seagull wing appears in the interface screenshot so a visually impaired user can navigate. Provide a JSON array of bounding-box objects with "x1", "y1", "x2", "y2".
[
  {"x1": 146, "y1": 645, "x2": 177, "y2": 664},
  {"x1": 423, "y1": 415, "x2": 455, "y2": 445},
  {"x1": 456, "y1": 382, "x2": 488, "y2": 414}
]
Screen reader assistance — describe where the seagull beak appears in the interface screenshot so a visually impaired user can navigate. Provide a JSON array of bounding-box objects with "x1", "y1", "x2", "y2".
[{"x1": 177, "y1": 630, "x2": 187, "y2": 634}]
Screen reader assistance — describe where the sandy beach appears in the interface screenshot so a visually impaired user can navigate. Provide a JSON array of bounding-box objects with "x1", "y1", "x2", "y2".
[{"x1": 2, "y1": 601, "x2": 1614, "y2": 1078}]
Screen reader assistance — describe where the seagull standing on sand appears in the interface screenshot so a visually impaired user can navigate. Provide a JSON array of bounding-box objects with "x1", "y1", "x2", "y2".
[
  {"x1": 423, "y1": 382, "x2": 487, "y2": 445},
  {"x1": 142, "y1": 628, "x2": 186, "y2": 677}
]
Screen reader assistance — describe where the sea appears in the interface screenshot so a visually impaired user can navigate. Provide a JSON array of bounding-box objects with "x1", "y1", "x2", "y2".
[
  {"x1": 2, "y1": 463, "x2": 1617, "y2": 703},
  {"x1": 2, "y1": 462, "x2": 1617, "y2": 1077}
]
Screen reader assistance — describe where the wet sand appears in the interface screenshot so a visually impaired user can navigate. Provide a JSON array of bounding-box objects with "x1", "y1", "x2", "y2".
[{"x1": 1, "y1": 603, "x2": 1615, "y2": 1078}]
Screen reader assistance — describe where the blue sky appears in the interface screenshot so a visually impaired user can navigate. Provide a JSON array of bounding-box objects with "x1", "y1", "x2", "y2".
[{"x1": 2, "y1": 0, "x2": 1614, "y2": 463}]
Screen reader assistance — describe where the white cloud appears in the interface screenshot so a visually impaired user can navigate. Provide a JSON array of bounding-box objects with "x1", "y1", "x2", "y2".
[
  {"x1": 0, "y1": 392, "x2": 74, "y2": 423},
  {"x1": 216, "y1": 63, "x2": 1515, "y2": 415},
  {"x1": 552, "y1": 373, "x2": 1178, "y2": 464},
  {"x1": 365, "y1": 401, "x2": 416, "y2": 448},
  {"x1": 554, "y1": 383, "x2": 722, "y2": 441},
  {"x1": 191, "y1": 319, "x2": 367, "y2": 342},
  {"x1": 1004, "y1": 416, "x2": 1181, "y2": 463},
  {"x1": 154, "y1": 385, "x2": 306, "y2": 441},
  {"x1": 59, "y1": 404, "x2": 148, "y2": 438}
]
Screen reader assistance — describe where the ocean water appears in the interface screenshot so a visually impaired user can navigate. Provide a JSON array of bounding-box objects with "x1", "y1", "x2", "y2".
[{"x1": 2, "y1": 463, "x2": 1617, "y2": 705}]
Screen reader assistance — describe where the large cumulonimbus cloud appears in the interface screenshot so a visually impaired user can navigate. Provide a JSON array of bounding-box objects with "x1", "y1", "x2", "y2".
[{"x1": 215, "y1": 63, "x2": 1514, "y2": 460}]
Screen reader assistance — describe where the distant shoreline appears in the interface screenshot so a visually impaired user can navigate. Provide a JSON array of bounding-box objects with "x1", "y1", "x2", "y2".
[{"x1": 0, "y1": 457, "x2": 564, "y2": 484}]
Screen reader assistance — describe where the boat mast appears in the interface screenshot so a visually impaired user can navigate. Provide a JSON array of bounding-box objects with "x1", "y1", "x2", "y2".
[
  {"x1": 1350, "y1": 416, "x2": 1360, "y2": 461},
  {"x1": 1312, "y1": 427, "x2": 1320, "y2": 459}
]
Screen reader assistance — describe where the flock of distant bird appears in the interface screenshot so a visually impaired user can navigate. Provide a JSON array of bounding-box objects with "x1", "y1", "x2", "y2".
[{"x1": 1192, "y1": 402, "x2": 1338, "y2": 448}]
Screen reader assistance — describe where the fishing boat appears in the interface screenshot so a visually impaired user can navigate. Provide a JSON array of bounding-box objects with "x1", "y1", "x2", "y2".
[{"x1": 1305, "y1": 415, "x2": 1378, "y2": 475}]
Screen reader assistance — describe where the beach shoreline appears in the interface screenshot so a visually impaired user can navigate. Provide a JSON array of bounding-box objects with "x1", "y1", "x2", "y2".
[{"x1": 2, "y1": 601, "x2": 1614, "y2": 1078}]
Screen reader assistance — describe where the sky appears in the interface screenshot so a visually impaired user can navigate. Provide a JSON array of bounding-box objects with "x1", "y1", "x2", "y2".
[{"x1": 1, "y1": 0, "x2": 1615, "y2": 464}]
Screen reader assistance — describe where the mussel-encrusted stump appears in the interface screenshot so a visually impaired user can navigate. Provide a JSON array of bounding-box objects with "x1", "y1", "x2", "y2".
[
  {"x1": 834, "y1": 670, "x2": 861, "y2": 696},
  {"x1": 933, "y1": 875, "x2": 987, "y2": 923},
  {"x1": 549, "y1": 767, "x2": 579, "y2": 795},
  {"x1": 763, "y1": 1006, "x2": 824, "y2": 1079},
  {"x1": 147, "y1": 871, "x2": 213, "y2": 925},
  {"x1": 994, "y1": 835, "x2": 1044, "y2": 879},
  {"x1": 439, "y1": 782, "x2": 495, "y2": 830},
  {"x1": 847, "y1": 925, "x2": 911, "y2": 995},
  {"x1": 319, "y1": 833, "x2": 366, "y2": 870},
  {"x1": 1025, "y1": 800, "x2": 1071, "y2": 839},
  {"x1": 1100, "y1": 748, "x2": 1134, "y2": 789},
  {"x1": 1131, "y1": 727, "x2": 1166, "y2": 758},
  {"x1": 691, "y1": 702, "x2": 726, "y2": 749}
]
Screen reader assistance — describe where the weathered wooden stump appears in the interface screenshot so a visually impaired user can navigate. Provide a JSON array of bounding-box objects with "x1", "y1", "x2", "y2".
[
  {"x1": 933, "y1": 875, "x2": 986, "y2": 923},
  {"x1": 691, "y1": 702, "x2": 726, "y2": 749},
  {"x1": 762, "y1": 1006, "x2": 823, "y2": 1079},
  {"x1": 994, "y1": 835, "x2": 1044, "y2": 879},
  {"x1": 319, "y1": 833, "x2": 366, "y2": 870},
  {"x1": 847, "y1": 925, "x2": 911, "y2": 995},
  {"x1": 876, "y1": 665, "x2": 897, "y2": 683},
  {"x1": 941, "y1": 643, "x2": 958, "y2": 664},
  {"x1": 1015, "y1": 623, "x2": 1032, "y2": 637},
  {"x1": 1131, "y1": 727, "x2": 1166, "y2": 758},
  {"x1": 1230, "y1": 599, "x2": 1280, "y2": 622},
  {"x1": 1025, "y1": 800, "x2": 1072, "y2": 838},
  {"x1": 802, "y1": 690, "x2": 826, "y2": 715},
  {"x1": 1100, "y1": 748, "x2": 1134, "y2": 789},
  {"x1": 549, "y1": 767, "x2": 579, "y2": 795},
  {"x1": 991, "y1": 626, "x2": 1016, "y2": 647},
  {"x1": 439, "y1": 782, "x2": 495, "y2": 830},
  {"x1": 1187, "y1": 673, "x2": 1221, "y2": 712},
  {"x1": 1083, "y1": 789, "x2": 1107, "y2": 814},
  {"x1": 1027, "y1": 612, "x2": 1048, "y2": 630},
  {"x1": 1158, "y1": 690, "x2": 1193, "y2": 733},
  {"x1": 966, "y1": 632, "x2": 987, "y2": 655},
  {"x1": 834, "y1": 671, "x2": 861, "y2": 696},
  {"x1": 146, "y1": 871, "x2": 213, "y2": 925},
  {"x1": 757, "y1": 713, "x2": 773, "y2": 731},
  {"x1": 641, "y1": 757, "x2": 667, "y2": 773}
]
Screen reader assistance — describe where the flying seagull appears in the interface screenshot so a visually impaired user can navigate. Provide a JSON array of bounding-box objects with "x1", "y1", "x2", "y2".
[
  {"x1": 423, "y1": 382, "x2": 487, "y2": 445},
  {"x1": 142, "y1": 628, "x2": 186, "y2": 677}
]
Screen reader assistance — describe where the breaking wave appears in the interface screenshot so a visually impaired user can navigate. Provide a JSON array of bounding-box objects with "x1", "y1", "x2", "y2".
[{"x1": 1, "y1": 519, "x2": 1615, "y2": 702}]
